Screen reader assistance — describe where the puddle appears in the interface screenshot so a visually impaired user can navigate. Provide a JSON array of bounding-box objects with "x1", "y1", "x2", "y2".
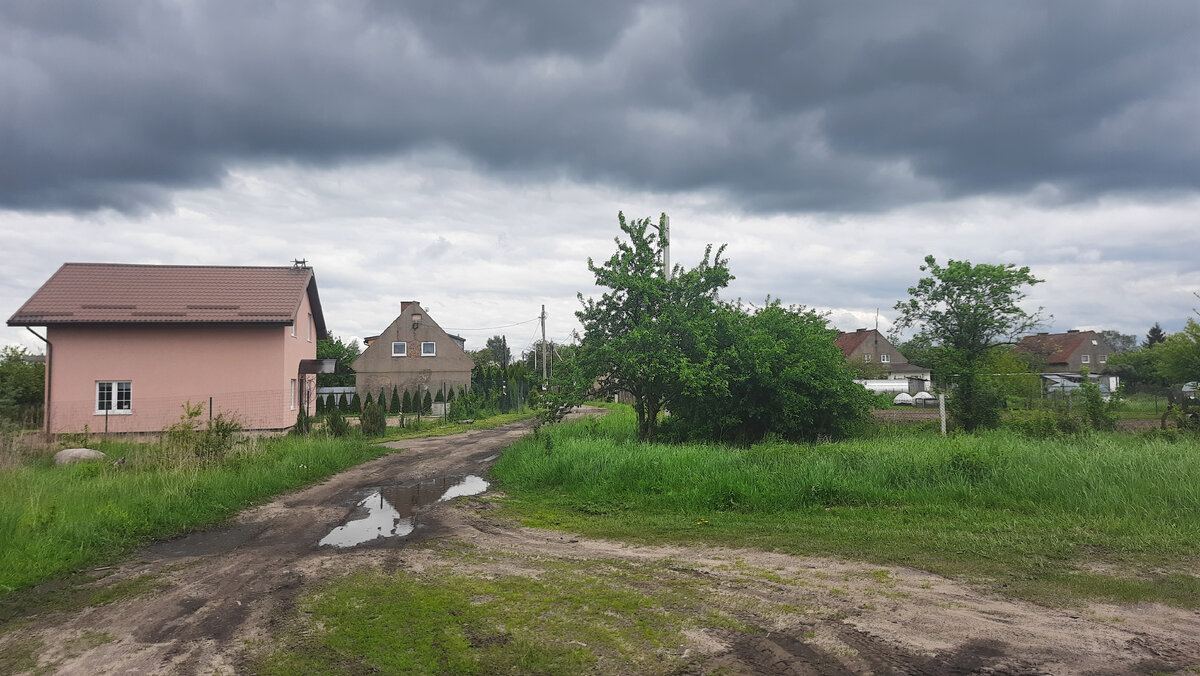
[{"x1": 319, "y1": 474, "x2": 489, "y2": 548}]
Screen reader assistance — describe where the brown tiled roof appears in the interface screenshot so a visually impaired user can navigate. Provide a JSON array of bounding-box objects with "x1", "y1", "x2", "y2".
[
  {"x1": 7, "y1": 263, "x2": 327, "y2": 337},
  {"x1": 834, "y1": 329, "x2": 873, "y2": 356},
  {"x1": 1014, "y1": 330, "x2": 1097, "y2": 364}
]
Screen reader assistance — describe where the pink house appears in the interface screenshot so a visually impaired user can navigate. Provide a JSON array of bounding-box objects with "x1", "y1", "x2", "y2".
[{"x1": 7, "y1": 263, "x2": 328, "y2": 434}]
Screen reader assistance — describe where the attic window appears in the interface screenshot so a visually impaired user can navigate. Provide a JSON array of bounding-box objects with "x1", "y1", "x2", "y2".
[
  {"x1": 422, "y1": 341, "x2": 436, "y2": 356},
  {"x1": 1091, "y1": 339, "x2": 1098, "y2": 346},
  {"x1": 863, "y1": 354, "x2": 872, "y2": 362},
  {"x1": 880, "y1": 354, "x2": 891, "y2": 363},
  {"x1": 1081, "y1": 355, "x2": 1091, "y2": 364},
  {"x1": 392, "y1": 342, "x2": 407, "y2": 357}
]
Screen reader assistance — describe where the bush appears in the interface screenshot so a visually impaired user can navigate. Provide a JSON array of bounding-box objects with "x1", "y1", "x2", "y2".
[
  {"x1": 325, "y1": 406, "x2": 350, "y2": 437},
  {"x1": 360, "y1": 401, "x2": 386, "y2": 437},
  {"x1": 402, "y1": 390, "x2": 413, "y2": 414},
  {"x1": 164, "y1": 401, "x2": 243, "y2": 461},
  {"x1": 315, "y1": 394, "x2": 326, "y2": 414},
  {"x1": 338, "y1": 392, "x2": 350, "y2": 413},
  {"x1": 390, "y1": 386, "x2": 401, "y2": 414},
  {"x1": 423, "y1": 391, "x2": 433, "y2": 414},
  {"x1": 350, "y1": 393, "x2": 362, "y2": 413}
]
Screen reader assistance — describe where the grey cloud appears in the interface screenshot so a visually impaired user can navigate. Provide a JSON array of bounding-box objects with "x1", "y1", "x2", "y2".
[{"x1": 1, "y1": 1, "x2": 1197, "y2": 214}]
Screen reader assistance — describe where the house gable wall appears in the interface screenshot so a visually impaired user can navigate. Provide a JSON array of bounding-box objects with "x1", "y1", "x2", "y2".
[{"x1": 352, "y1": 303, "x2": 474, "y2": 402}]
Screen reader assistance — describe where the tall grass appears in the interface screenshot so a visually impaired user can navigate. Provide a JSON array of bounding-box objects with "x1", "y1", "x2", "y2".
[
  {"x1": 0, "y1": 434, "x2": 388, "y2": 595},
  {"x1": 492, "y1": 407, "x2": 1200, "y2": 601}
]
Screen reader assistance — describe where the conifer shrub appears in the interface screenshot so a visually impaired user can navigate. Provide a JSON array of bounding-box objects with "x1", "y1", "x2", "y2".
[
  {"x1": 361, "y1": 401, "x2": 386, "y2": 437},
  {"x1": 423, "y1": 391, "x2": 433, "y2": 413},
  {"x1": 390, "y1": 386, "x2": 401, "y2": 414},
  {"x1": 315, "y1": 394, "x2": 325, "y2": 414},
  {"x1": 324, "y1": 406, "x2": 350, "y2": 437},
  {"x1": 402, "y1": 390, "x2": 413, "y2": 414},
  {"x1": 338, "y1": 392, "x2": 350, "y2": 412},
  {"x1": 350, "y1": 393, "x2": 362, "y2": 413}
]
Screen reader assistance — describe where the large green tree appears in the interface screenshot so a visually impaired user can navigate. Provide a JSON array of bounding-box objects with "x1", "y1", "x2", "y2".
[
  {"x1": 894, "y1": 255, "x2": 1045, "y2": 431},
  {"x1": 574, "y1": 212, "x2": 732, "y2": 440},
  {"x1": 1157, "y1": 319, "x2": 1200, "y2": 384},
  {"x1": 316, "y1": 336, "x2": 361, "y2": 387},
  {"x1": 485, "y1": 335, "x2": 511, "y2": 369}
]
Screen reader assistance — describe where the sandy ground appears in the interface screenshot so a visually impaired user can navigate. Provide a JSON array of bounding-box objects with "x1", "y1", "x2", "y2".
[{"x1": 3, "y1": 407, "x2": 1199, "y2": 675}]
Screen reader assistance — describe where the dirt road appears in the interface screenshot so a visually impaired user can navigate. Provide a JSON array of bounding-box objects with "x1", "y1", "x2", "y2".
[{"x1": 4, "y1": 410, "x2": 1199, "y2": 675}]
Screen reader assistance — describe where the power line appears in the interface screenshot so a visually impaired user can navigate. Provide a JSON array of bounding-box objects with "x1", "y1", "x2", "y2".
[{"x1": 442, "y1": 317, "x2": 539, "y2": 331}]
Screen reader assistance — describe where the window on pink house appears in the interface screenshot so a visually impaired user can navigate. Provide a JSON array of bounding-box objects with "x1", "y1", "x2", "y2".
[{"x1": 96, "y1": 381, "x2": 132, "y2": 414}]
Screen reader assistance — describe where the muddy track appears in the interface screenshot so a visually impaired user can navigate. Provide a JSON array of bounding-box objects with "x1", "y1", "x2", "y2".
[{"x1": 4, "y1": 406, "x2": 1200, "y2": 675}]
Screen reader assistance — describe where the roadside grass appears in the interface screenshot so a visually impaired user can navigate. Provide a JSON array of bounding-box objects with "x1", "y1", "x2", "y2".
[
  {"x1": 0, "y1": 434, "x2": 389, "y2": 600},
  {"x1": 252, "y1": 545, "x2": 754, "y2": 676},
  {"x1": 491, "y1": 406, "x2": 1200, "y2": 608},
  {"x1": 0, "y1": 409, "x2": 533, "y2": 606}
]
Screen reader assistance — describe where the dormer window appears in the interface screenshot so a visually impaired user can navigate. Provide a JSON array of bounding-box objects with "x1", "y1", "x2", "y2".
[{"x1": 880, "y1": 354, "x2": 891, "y2": 363}]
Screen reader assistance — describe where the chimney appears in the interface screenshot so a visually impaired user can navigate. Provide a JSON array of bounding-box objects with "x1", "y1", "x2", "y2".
[{"x1": 1067, "y1": 329, "x2": 1079, "y2": 333}]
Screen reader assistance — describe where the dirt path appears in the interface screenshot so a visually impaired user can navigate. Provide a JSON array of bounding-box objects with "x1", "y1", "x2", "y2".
[{"x1": 5, "y1": 408, "x2": 1199, "y2": 675}]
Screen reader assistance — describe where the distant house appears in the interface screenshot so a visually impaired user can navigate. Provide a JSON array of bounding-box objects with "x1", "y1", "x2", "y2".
[
  {"x1": 7, "y1": 263, "x2": 327, "y2": 434},
  {"x1": 834, "y1": 328, "x2": 931, "y2": 391},
  {"x1": 352, "y1": 302, "x2": 473, "y2": 405},
  {"x1": 1015, "y1": 330, "x2": 1117, "y2": 373}
]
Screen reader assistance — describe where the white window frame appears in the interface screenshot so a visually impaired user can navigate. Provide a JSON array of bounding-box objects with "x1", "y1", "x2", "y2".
[
  {"x1": 392, "y1": 341, "x2": 407, "y2": 357},
  {"x1": 863, "y1": 353, "x2": 872, "y2": 362},
  {"x1": 1100, "y1": 354, "x2": 1107, "y2": 364},
  {"x1": 290, "y1": 379, "x2": 297, "y2": 410},
  {"x1": 95, "y1": 381, "x2": 132, "y2": 415},
  {"x1": 421, "y1": 341, "x2": 436, "y2": 357},
  {"x1": 880, "y1": 354, "x2": 891, "y2": 363},
  {"x1": 1081, "y1": 354, "x2": 1091, "y2": 364}
]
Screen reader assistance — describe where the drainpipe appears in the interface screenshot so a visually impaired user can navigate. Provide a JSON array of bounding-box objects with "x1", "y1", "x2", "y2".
[{"x1": 26, "y1": 327, "x2": 50, "y2": 437}]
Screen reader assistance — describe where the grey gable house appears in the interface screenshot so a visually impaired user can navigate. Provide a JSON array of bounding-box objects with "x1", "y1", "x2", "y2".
[{"x1": 351, "y1": 302, "x2": 473, "y2": 407}]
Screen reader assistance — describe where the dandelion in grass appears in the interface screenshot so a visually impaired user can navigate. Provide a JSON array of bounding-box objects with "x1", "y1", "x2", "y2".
[{"x1": 696, "y1": 519, "x2": 710, "y2": 526}]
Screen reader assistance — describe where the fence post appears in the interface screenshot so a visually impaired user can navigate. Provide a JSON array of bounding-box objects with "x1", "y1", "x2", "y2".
[{"x1": 938, "y1": 394, "x2": 947, "y2": 436}]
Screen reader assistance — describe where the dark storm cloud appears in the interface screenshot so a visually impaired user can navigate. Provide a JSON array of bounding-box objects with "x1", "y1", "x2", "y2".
[{"x1": 2, "y1": 0, "x2": 1197, "y2": 213}]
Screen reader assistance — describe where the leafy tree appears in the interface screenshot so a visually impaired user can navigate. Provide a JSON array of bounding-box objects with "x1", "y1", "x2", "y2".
[
  {"x1": 894, "y1": 255, "x2": 1045, "y2": 431},
  {"x1": 664, "y1": 301, "x2": 870, "y2": 443},
  {"x1": 572, "y1": 212, "x2": 732, "y2": 440},
  {"x1": 1144, "y1": 323, "x2": 1168, "y2": 348},
  {"x1": 486, "y1": 335, "x2": 511, "y2": 369},
  {"x1": 0, "y1": 346, "x2": 45, "y2": 421},
  {"x1": 1157, "y1": 319, "x2": 1200, "y2": 383},
  {"x1": 468, "y1": 348, "x2": 494, "y2": 369},
  {"x1": 390, "y1": 386, "x2": 402, "y2": 414},
  {"x1": 1098, "y1": 330, "x2": 1137, "y2": 354},
  {"x1": 1107, "y1": 348, "x2": 1171, "y2": 391},
  {"x1": 316, "y1": 336, "x2": 361, "y2": 387}
]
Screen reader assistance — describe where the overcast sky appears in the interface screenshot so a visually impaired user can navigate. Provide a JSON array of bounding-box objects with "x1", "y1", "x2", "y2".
[{"x1": 3, "y1": 1, "x2": 1199, "y2": 356}]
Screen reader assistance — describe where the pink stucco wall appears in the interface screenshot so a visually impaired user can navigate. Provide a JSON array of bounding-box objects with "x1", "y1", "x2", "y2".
[{"x1": 46, "y1": 292, "x2": 317, "y2": 434}]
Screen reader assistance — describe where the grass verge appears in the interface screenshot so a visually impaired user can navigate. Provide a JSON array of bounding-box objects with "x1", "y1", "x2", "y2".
[
  {"x1": 491, "y1": 406, "x2": 1200, "y2": 608},
  {"x1": 0, "y1": 410, "x2": 533, "y2": 604}
]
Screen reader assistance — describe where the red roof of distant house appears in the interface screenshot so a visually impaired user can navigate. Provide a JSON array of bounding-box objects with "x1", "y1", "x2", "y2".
[
  {"x1": 834, "y1": 329, "x2": 874, "y2": 357},
  {"x1": 7, "y1": 263, "x2": 326, "y2": 338},
  {"x1": 1014, "y1": 330, "x2": 1097, "y2": 365}
]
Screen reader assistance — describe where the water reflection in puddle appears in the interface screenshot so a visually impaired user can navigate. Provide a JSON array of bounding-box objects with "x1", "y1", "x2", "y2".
[{"x1": 319, "y1": 474, "x2": 489, "y2": 548}]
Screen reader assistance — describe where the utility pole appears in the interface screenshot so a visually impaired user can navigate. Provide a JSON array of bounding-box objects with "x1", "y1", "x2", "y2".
[
  {"x1": 662, "y1": 214, "x2": 671, "y2": 279},
  {"x1": 540, "y1": 304, "x2": 548, "y2": 385}
]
